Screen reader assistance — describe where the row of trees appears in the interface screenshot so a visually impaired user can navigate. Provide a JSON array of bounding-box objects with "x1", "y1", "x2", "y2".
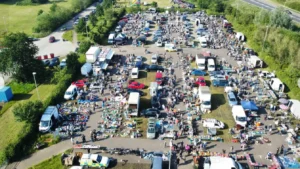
[{"x1": 224, "y1": 2, "x2": 300, "y2": 99}]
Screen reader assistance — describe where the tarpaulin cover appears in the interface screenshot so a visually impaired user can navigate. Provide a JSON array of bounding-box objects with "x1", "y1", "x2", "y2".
[
  {"x1": 278, "y1": 156, "x2": 300, "y2": 168},
  {"x1": 241, "y1": 101, "x2": 258, "y2": 111}
]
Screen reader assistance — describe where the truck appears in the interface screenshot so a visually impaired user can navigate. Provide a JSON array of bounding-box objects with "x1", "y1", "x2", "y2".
[
  {"x1": 200, "y1": 156, "x2": 243, "y2": 169},
  {"x1": 199, "y1": 86, "x2": 211, "y2": 110},
  {"x1": 232, "y1": 105, "x2": 247, "y2": 128},
  {"x1": 85, "y1": 46, "x2": 101, "y2": 63},
  {"x1": 39, "y1": 106, "x2": 61, "y2": 133},
  {"x1": 80, "y1": 154, "x2": 110, "y2": 168},
  {"x1": 127, "y1": 92, "x2": 140, "y2": 117}
]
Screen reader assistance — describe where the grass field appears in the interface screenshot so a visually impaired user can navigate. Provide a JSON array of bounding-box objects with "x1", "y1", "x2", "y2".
[
  {"x1": 0, "y1": 0, "x2": 72, "y2": 35},
  {"x1": 117, "y1": 0, "x2": 172, "y2": 8},
  {"x1": 62, "y1": 30, "x2": 73, "y2": 42},
  {"x1": 0, "y1": 84, "x2": 57, "y2": 155},
  {"x1": 190, "y1": 62, "x2": 235, "y2": 142}
]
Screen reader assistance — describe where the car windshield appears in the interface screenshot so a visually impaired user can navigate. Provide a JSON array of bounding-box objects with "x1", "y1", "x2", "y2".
[
  {"x1": 156, "y1": 78, "x2": 162, "y2": 81},
  {"x1": 40, "y1": 121, "x2": 49, "y2": 127},
  {"x1": 148, "y1": 128, "x2": 155, "y2": 133},
  {"x1": 209, "y1": 65, "x2": 214, "y2": 68},
  {"x1": 65, "y1": 91, "x2": 72, "y2": 95},
  {"x1": 97, "y1": 155, "x2": 102, "y2": 163},
  {"x1": 198, "y1": 63, "x2": 205, "y2": 67},
  {"x1": 237, "y1": 116, "x2": 246, "y2": 122},
  {"x1": 203, "y1": 101, "x2": 210, "y2": 105},
  {"x1": 229, "y1": 98, "x2": 236, "y2": 102},
  {"x1": 132, "y1": 73, "x2": 137, "y2": 75}
]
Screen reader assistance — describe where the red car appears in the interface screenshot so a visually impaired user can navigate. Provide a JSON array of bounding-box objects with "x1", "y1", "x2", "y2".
[
  {"x1": 72, "y1": 79, "x2": 87, "y2": 88},
  {"x1": 128, "y1": 81, "x2": 145, "y2": 89},
  {"x1": 194, "y1": 77, "x2": 206, "y2": 86},
  {"x1": 156, "y1": 72, "x2": 163, "y2": 85},
  {"x1": 49, "y1": 36, "x2": 55, "y2": 43}
]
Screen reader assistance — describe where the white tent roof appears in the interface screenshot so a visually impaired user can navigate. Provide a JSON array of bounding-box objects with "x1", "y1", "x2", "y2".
[{"x1": 289, "y1": 99, "x2": 300, "y2": 119}]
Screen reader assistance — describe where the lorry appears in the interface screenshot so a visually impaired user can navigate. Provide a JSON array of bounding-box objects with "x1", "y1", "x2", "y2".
[
  {"x1": 199, "y1": 86, "x2": 211, "y2": 110},
  {"x1": 85, "y1": 46, "x2": 101, "y2": 63},
  {"x1": 232, "y1": 105, "x2": 247, "y2": 128},
  {"x1": 80, "y1": 154, "x2": 110, "y2": 168},
  {"x1": 200, "y1": 156, "x2": 243, "y2": 169},
  {"x1": 127, "y1": 92, "x2": 140, "y2": 117},
  {"x1": 39, "y1": 106, "x2": 61, "y2": 133}
]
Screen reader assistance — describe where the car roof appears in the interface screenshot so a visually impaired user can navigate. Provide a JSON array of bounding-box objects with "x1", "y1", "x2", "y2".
[{"x1": 228, "y1": 92, "x2": 236, "y2": 98}]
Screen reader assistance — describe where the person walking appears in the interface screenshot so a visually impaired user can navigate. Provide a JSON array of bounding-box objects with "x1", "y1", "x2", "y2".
[
  {"x1": 71, "y1": 137, "x2": 74, "y2": 145},
  {"x1": 230, "y1": 146, "x2": 234, "y2": 154},
  {"x1": 87, "y1": 148, "x2": 91, "y2": 154},
  {"x1": 169, "y1": 139, "x2": 173, "y2": 148},
  {"x1": 164, "y1": 141, "x2": 167, "y2": 148},
  {"x1": 177, "y1": 157, "x2": 180, "y2": 165}
]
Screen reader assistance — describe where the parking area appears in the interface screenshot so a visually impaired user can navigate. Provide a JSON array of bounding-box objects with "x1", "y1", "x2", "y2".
[{"x1": 24, "y1": 8, "x2": 300, "y2": 169}]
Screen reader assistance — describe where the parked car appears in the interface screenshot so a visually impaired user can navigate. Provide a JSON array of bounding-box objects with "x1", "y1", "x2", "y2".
[
  {"x1": 72, "y1": 79, "x2": 87, "y2": 88},
  {"x1": 42, "y1": 60, "x2": 50, "y2": 66},
  {"x1": 49, "y1": 57, "x2": 60, "y2": 67},
  {"x1": 191, "y1": 69, "x2": 206, "y2": 76},
  {"x1": 135, "y1": 56, "x2": 143, "y2": 62},
  {"x1": 127, "y1": 89, "x2": 145, "y2": 96},
  {"x1": 141, "y1": 108, "x2": 160, "y2": 117},
  {"x1": 135, "y1": 61, "x2": 143, "y2": 69},
  {"x1": 227, "y1": 92, "x2": 238, "y2": 107},
  {"x1": 258, "y1": 70, "x2": 275, "y2": 78},
  {"x1": 194, "y1": 77, "x2": 206, "y2": 86},
  {"x1": 128, "y1": 81, "x2": 145, "y2": 89},
  {"x1": 49, "y1": 36, "x2": 55, "y2": 43},
  {"x1": 212, "y1": 79, "x2": 228, "y2": 87},
  {"x1": 80, "y1": 154, "x2": 110, "y2": 168},
  {"x1": 203, "y1": 118, "x2": 225, "y2": 129},
  {"x1": 60, "y1": 59, "x2": 67, "y2": 69},
  {"x1": 151, "y1": 96, "x2": 160, "y2": 109},
  {"x1": 146, "y1": 64, "x2": 164, "y2": 72},
  {"x1": 147, "y1": 124, "x2": 156, "y2": 139},
  {"x1": 151, "y1": 55, "x2": 158, "y2": 64}
]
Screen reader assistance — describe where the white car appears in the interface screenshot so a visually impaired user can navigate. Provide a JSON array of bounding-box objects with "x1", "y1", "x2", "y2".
[
  {"x1": 203, "y1": 119, "x2": 225, "y2": 129},
  {"x1": 259, "y1": 71, "x2": 275, "y2": 78},
  {"x1": 89, "y1": 83, "x2": 102, "y2": 90},
  {"x1": 151, "y1": 55, "x2": 158, "y2": 64},
  {"x1": 135, "y1": 56, "x2": 143, "y2": 62},
  {"x1": 210, "y1": 74, "x2": 226, "y2": 81},
  {"x1": 156, "y1": 39, "x2": 163, "y2": 47}
]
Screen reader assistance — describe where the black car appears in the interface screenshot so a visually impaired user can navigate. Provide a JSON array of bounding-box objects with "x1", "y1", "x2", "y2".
[
  {"x1": 141, "y1": 108, "x2": 160, "y2": 117},
  {"x1": 127, "y1": 89, "x2": 145, "y2": 96},
  {"x1": 49, "y1": 57, "x2": 60, "y2": 67},
  {"x1": 146, "y1": 64, "x2": 164, "y2": 72},
  {"x1": 151, "y1": 96, "x2": 160, "y2": 108}
]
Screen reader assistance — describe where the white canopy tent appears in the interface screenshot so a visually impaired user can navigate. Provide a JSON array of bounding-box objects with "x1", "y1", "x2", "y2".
[{"x1": 289, "y1": 99, "x2": 300, "y2": 119}]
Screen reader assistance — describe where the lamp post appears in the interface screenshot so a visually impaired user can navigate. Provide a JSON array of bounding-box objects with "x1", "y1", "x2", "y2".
[{"x1": 32, "y1": 72, "x2": 40, "y2": 100}]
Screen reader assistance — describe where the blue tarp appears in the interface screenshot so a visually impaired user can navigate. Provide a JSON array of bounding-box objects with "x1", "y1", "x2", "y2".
[{"x1": 241, "y1": 101, "x2": 259, "y2": 111}]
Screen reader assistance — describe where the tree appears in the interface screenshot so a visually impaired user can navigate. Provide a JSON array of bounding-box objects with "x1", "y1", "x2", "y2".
[
  {"x1": 51, "y1": 68, "x2": 72, "y2": 84},
  {"x1": 50, "y1": 3, "x2": 58, "y2": 13},
  {"x1": 76, "y1": 18, "x2": 86, "y2": 33},
  {"x1": 0, "y1": 32, "x2": 46, "y2": 82},
  {"x1": 89, "y1": 13, "x2": 97, "y2": 26},
  {"x1": 37, "y1": 9, "x2": 44, "y2": 16},
  {"x1": 66, "y1": 52, "x2": 80, "y2": 74},
  {"x1": 151, "y1": 1, "x2": 157, "y2": 8},
  {"x1": 254, "y1": 9, "x2": 270, "y2": 25},
  {"x1": 95, "y1": 4, "x2": 104, "y2": 17},
  {"x1": 270, "y1": 7, "x2": 292, "y2": 29},
  {"x1": 13, "y1": 101, "x2": 44, "y2": 123},
  {"x1": 78, "y1": 40, "x2": 92, "y2": 54}
]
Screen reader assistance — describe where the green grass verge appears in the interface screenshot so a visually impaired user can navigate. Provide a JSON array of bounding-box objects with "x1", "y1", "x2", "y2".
[
  {"x1": 62, "y1": 30, "x2": 73, "y2": 42},
  {"x1": 272, "y1": 0, "x2": 300, "y2": 12},
  {"x1": 0, "y1": 84, "x2": 57, "y2": 155},
  {"x1": 118, "y1": 0, "x2": 172, "y2": 8},
  {"x1": 0, "y1": 0, "x2": 73, "y2": 35}
]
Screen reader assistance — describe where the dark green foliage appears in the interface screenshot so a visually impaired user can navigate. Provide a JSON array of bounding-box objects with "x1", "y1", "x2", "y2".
[
  {"x1": 76, "y1": 18, "x2": 86, "y2": 33},
  {"x1": 151, "y1": 1, "x2": 157, "y2": 8},
  {"x1": 13, "y1": 101, "x2": 44, "y2": 123},
  {"x1": 78, "y1": 40, "x2": 92, "y2": 54},
  {"x1": 66, "y1": 52, "x2": 80, "y2": 75},
  {"x1": 37, "y1": 9, "x2": 43, "y2": 16}
]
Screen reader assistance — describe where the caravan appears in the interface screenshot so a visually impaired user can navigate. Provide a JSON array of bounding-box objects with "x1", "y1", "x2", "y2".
[
  {"x1": 232, "y1": 105, "x2": 247, "y2": 127},
  {"x1": 127, "y1": 92, "x2": 140, "y2": 117}
]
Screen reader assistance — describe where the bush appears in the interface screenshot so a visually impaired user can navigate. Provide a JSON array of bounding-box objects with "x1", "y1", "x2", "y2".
[
  {"x1": 8, "y1": 81, "x2": 35, "y2": 94},
  {"x1": 78, "y1": 40, "x2": 92, "y2": 54},
  {"x1": 62, "y1": 30, "x2": 73, "y2": 42},
  {"x1": 13, "y1": 100, "x2": 44, "y2": 123}
]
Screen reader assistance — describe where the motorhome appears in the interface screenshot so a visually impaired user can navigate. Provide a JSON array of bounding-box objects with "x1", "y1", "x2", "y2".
[
  {"x1": 269, "y1": 78, "x2": 285, "y2": 92},
  {"x1": 232, "y1": 105, "x2": 247, "y2": 128},
  {"x1": 39, "y1": 106, "x2": 60, "y2": 133},
  {"x1": 199, "y1": 86, "x2": 211, "y2": 110},
  {"x1": 207, "y1": 59, "x2": 215, "y2": 72},
  {"x1": 200, "y1": 156, "x2": 243, "y2": 169},
  {"x1": 149, "y1": 82, "x2": 158, "y2": 96},
  {"x1": 199, "y1": 36, "x2": 207, "y2": 48},
  {"x1": 196, "y1": 55, "x2": 206, "y2": 70},
  {"x1": 131, "y1": 68, "x2": 139, "y2": 79},
  {"x1": 85, "y1": 46, "x2": 101, "y2": 63},
  {"x1": 165, "y1": 44, "x2": 177, "y2": 52},
  {"x1": 127, "y1": 92, "x2": 140, "y2": 116}
]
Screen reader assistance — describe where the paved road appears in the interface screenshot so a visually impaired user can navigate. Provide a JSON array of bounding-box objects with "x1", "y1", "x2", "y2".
[
  {"x1": 243, "y1": 0, "x2": 300, "y2": 23},
  {"x1": 34, "y1": 3, "x2": 97, "y2": 57}
]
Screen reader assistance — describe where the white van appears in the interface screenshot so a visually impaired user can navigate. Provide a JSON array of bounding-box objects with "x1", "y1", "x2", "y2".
[
  {"x1": 196, "y1": 56, "x2": 206, "y2": 70},
  {"x1": 149, "y1": 82, "x2": 158, "y2": 96},
  {"x1": 128, "y1": 92, "x2": 140, "y2": 117},
  {"x1": 207, "y1": 59, "x2": 215, "y2": 72},
  {"x1": 269, "y1": 78, "x2": 284, "y2": 92},
  {"x1": 64, "y1": 85, "x2": 78, "y2": 100},
  {"x1": 39, "y1": 106, "x2": 60, "y2": 133},
  {"x1": 165, "y1": 44, "x2": 177, "y2": 52},
  {"x1": 131, "y1": 68, "x2": 139, "y2": 79},
  {"x1": 199, "y1": 86, "x2": 211, "y2": 110},
  {"x1": 232, "y1": 105, "x2": 247, "y2": 127},
  {"x1": 199, "y1": 37, "x2": 207, "y2": 48}
]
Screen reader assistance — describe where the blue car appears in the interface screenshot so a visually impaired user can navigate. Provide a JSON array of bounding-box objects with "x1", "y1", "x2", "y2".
[
  {"x1": 135, "y1": 61, "x2": 143, "y2": 69},
  {"x1": 212, "y1": 79, "x2": 229, "y2": 87},
  {"x1": 227, "y1": 92, "x2": 238, "y2": 106},
  {"x1": 191, "y1": 69, "x2": 206, "y2": 76}
]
